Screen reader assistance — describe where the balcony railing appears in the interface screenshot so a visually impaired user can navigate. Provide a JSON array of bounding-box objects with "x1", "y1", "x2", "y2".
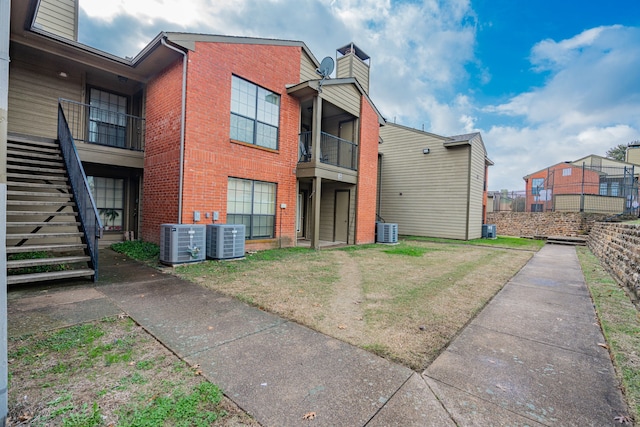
[
  {"x1": 298, "y1": 131, "x2": 358, "y2": 171},
  {"x1": 59, "y1": 98, "x2": 145, "y2": 151}
]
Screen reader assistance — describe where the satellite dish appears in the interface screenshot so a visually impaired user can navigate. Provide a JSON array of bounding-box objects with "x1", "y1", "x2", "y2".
[{"x1": 316, "y1": 56, "x2": 334, "y2": 78}]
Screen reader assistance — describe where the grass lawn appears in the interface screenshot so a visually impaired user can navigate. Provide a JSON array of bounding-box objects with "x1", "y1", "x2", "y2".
[
  {"x1": 9, "y1": 237, "x2": 638, "y2": 424},
  {"x1": 174, "y1": 238, "x2": 536, "y2": 370},
  {"x1": 7, "y1": 316, "x2": 259, "y2": 426},
  {"x1": 577, "y1": 247, "x2": 640, "y2": 423}
]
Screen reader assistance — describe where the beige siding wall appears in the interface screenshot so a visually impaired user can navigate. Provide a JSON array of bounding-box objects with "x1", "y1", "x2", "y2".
[
  {"x1": 467, "y1": 135, "x2": 487, "y2": 239},
  {"x1": 318, "y1": 182, "x2": 356, "y2": 243},
  {"x1": 574, "y1": 155, "x2": 632, "y2": 169},
  {"x1": 336, "y1": 55, "x2": 370, "y2": 93},
  {"x1": 321, "y1": 85, "x2": 360, "y2": 117},
  {"x1": 8, "y1": 58, "x2": 83, "y2": 138},
  {"x1": 33, "y1": 0, "x2": 78, "y2": 40},
  {"x1": 626, "y1": 147, "x2": 640, "y2": 165},
  {"x1": 555, "y1": 195, "x2": 625, "y2": 214},
  {"x1": 378, "y1": 125, "x2": 471, "y2": 240},
  {"x1": 300, "y1": 51, "x2": 318, "y2": 82}
]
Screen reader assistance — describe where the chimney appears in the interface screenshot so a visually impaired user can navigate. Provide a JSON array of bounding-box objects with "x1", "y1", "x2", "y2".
[
  {"x1": 336, "y1": 42, "x2": 371, "y2": 94},
  {"x1": 33, "y1": 0, "x2": 80, "y2": 41}
]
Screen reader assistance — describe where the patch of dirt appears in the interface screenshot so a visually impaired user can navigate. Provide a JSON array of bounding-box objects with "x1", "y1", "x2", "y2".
[
  {"x1": 325, "y1": 251, "x2": 366, "y2": 340},
  {"x1": 193, "y1": 242, "x2": 534, "y2": 372}
]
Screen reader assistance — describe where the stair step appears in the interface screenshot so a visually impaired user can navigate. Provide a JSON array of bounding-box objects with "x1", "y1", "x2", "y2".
[
  {"x1": 546, "y1": 236, "x2": 588, "y2": 246},
  {"x1": 6, "y1": 221, "x2": 80, "y2": 227},
  {"x1": 7, "y1": 268, "x2": 95, "y2": 285},
  {"x1": 7, "y1": 256, "x2": 91, "y2": 269},
  {"x1": 7, "y1": 190, "x2": 72, "y2": 198},
  {"x1": 6, "y1": 243, "x2": 87, "y2": 253},
  {"x1": 7, "y1": 232, "x2": 84, "y2": 239},
  {"x1": 7, "y1": 156, "x2": 65, "y2": 168},
  {"x1": 7, "y1": 172, "x2": 69, "y2": 182},
  {"x1": 7, "y1": 141, "x2": 61, "y2": 155},
  {"x1": 8, "y1": 134, "x2": 58, "y2": 147},
  {"x1": 7, "y1": 147, "x2": 62, "y2": 160},
  {"x1": 7, "y1": 164, "x2": 67, "y2": 174},
  {"x1": 7, "y1": 200, "x2": 76, "y2": 206},
  {"x1": 7, "y1": 182, "x2": 71, "y2": 190},
  {"x1": 6, "y1": 211, "x2": 78, "y2": 216}
]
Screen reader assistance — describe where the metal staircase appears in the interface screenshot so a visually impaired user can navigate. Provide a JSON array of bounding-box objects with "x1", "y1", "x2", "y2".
[{"x1": 5, "y1": 134, "x2": 96, "y2": 285}]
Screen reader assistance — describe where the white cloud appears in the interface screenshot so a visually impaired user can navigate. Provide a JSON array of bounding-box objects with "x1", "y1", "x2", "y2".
[
  {"x1": 482, "y1": 25, "x2": 640, "y2": 190},
  {"x1": 77, "y1": 2, "x2": 640, "y2": 192}
]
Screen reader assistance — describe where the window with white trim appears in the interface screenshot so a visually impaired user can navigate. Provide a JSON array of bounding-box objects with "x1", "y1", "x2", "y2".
[
  {"x1": 89, "y1": 88, "x2": 127, "y2": 148},
  {"x1": 88, "y1": 176, "x2": 124, "y2": 231},
  {"x1": 227, "y1": 177, "x2": 276, "y2": 239},
  {"x1": 230, "y1": 76, "x2": 280, "y2": 149}
]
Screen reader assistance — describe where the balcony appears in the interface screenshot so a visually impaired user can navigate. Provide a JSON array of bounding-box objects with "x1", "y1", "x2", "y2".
[
  {"x1": 298, "y1": 131, "x2": 358, "y2": 171},
  {"x1": 59, "y1": 98, "x2": 145, "y2": 151}
]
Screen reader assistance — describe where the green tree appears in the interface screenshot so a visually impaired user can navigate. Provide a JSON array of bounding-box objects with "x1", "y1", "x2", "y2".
[{"x1": 605, "y1": 143, "x2": 628, "y2": 161}]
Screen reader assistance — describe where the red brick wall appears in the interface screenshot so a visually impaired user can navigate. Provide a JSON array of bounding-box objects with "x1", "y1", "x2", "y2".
[
  {"x1": 525, "y1": 163, "x2": 601, "y2": 211},
  {"x1": 142, "y1": 59, "x2": 184, "y2": 242},
  {"x1": 355, "y1": 97, "x2": 379, "y2": 244},
  {"x1": 143, "y1": 41, "x2": 301, "y2": 249}
]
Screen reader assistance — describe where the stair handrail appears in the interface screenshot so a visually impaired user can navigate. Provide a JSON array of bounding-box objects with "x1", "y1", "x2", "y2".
[{"x1": 58, "y1": 103, "x2": 103, "y2": 281}]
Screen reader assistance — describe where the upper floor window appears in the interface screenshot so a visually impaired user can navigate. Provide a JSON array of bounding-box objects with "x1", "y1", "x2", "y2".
[
  {"x1": 531, "y1": 178, "x2": 544, "y2": 195},
  {"x1": 562, "y1": 168, "x2": 572, "y2": 176},
  {"x1": 89, "y1": 88, "x2": 127, "y2": 148},
  {"x1": 230, "y1": 76, "x2": 280, "y2": 150}
]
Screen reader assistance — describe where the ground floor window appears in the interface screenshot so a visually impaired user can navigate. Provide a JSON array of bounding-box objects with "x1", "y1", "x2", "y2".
[
  {"x1": 227, "y1": 177, "x2": 276, "y2": 239},
  {"x1": 530, "y1": 203, "x2": 544, "y2": 212},
  {"x1": 88, "y1": 176, "x2": 124, "y2": 231}
]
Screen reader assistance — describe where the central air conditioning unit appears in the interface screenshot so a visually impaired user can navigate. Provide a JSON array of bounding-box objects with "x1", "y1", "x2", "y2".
[
  {"x1": 482, "y1": 224, "x2": 497, "y2": 239},
  {"x1": 206, "y1": 224, "x2": 246, "y2": 260},
  {"x1": 376, "y1": 222, "x2": 398, "y2": 244},
  {"x1": 159, "y1": 224, "x2": 206, "y2": 266}
]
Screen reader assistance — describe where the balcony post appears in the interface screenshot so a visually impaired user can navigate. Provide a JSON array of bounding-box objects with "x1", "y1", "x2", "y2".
[
  {"x1": 311, "y1": 96, "x2": 322, "y2": 165},
  {"x1": 310, "y1": 176, "x2": 322, "y2": 250}
]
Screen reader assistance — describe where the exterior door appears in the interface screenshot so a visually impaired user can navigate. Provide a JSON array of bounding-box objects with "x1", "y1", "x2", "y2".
[
  {"x1": 334, "y1": 190, "x2": 349, "y2": 242},
  {"x1": 297, "y1": 191, "x2": 306, "y2": 238}
]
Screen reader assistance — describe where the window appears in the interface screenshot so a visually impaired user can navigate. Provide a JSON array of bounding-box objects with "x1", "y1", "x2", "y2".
[
  {"x1": 227, "y1": 177, "x2": 276, "y2": 239},
  {"x1": 230, "y1": 76, "x2": 280, "y2": 149},
  {"x1": 600, "y1": 183, "x2": 608, "y2": 195},
  {"x1": 88, "y1": 176, "x2": 124, "y2": 231},
  {"x1": 531, "y1": 178, "x2": 544, "y2": 195},
  {"x1": 562, "y1": 168, "x2": 572, "y2": 176},
  {"x1": 89, "y1": 88, "x2": 127, "y2": 148},
  {"x1": 531, "y1": 203, "x2": 544, "y2": 212},
  {"x1": 611, "y1": 182, "x2": 619, "y2": 196}
]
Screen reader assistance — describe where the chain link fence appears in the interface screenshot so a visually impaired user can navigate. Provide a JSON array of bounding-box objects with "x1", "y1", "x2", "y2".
[{"x1": 490, "y1": 164, "x2": 639, "y2": 217}]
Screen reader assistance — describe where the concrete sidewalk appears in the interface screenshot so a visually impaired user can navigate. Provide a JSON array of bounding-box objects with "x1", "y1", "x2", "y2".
[
  {"x1": 424, "y1": 244, "x2": 630, "y2": 426},
  {"x1": 7, "y1": 245, "x2": 631, "y2": 426}
]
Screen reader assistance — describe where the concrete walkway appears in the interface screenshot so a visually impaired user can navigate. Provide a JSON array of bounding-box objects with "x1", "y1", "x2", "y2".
[{"x1": 7, "y1": 245, "x2": 631, "y2": 426}]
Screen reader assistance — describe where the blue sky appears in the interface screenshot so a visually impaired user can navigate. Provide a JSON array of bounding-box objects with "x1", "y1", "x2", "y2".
[{"x1": 77, "y1": 0, "x2": 640, "y2": 190}]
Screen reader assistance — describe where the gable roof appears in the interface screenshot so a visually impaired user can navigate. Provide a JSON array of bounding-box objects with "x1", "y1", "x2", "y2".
[
  {"x1": 163, "y1": 32, "x2": 320, "y2": 68},
  {"x1": 287, "y1": 77, "x2": 386, "y2": 125}
]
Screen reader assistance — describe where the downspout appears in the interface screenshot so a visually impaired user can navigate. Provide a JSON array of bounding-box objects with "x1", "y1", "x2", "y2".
[
  {"x1": 161, "y1": 37, "x2": 187, "y2": 224},
  {"x1": 0, "y1": 0, "x2": 9, "y2": 422},
  {"x1": 465, "y1": 146, "x2": 472, "y2": 240}
]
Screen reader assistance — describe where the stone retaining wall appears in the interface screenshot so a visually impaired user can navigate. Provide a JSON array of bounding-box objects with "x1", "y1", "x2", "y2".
[
  {"x1": 588, "y1": 223, "x2": 640, "y2": 303},
  {"x1": 486, "y1": 212, "x2": 609, "y2": 237}
]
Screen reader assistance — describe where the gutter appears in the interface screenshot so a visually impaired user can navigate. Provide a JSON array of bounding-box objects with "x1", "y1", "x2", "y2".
[{"x1": 161, "y1": 36, "x2": 187, "y2": 224}]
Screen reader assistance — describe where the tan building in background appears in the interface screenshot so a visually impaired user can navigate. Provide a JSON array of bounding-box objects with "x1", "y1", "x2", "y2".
[{"x1": 377, "y1": 124, "x2": 492, "y2": 240}]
